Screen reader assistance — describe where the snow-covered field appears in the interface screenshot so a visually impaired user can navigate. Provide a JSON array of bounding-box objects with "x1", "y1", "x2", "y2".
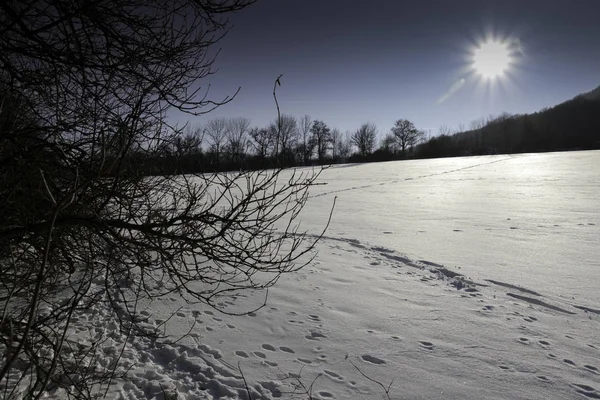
[{"x1": 67, "y1": 151, "x2": 600, "y2": 399}]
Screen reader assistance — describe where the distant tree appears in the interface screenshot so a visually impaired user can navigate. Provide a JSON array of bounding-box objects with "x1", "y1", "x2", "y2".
[
  {"x1": 298, "y1": 114, "x2": 314, "y2": 164},
  {"x1": 249, "y1": 127, "x2": 274, "y2": 160},
  {"x1": 470, "y1": 117, "x2": 486, "y2": 131},
  {"x1": 351, "y1": 123, "x2": 377, "y2": 156},
  {"x1": 226, "y1": 117, "x2": 250, "y2": 163},
  {"x1": 330, "y1": 128, "x2": 342, "y2": 161},
  {"x1": 206, "y1": 117, "x2": 229, "y2": 163},
  {"x1": 380, "y1": 133, "x2": 398, "y2": 154},
  {"x1": 438, "y1": 125, "x2": 452, "y2": 137},
  {"x1": 390, "y1": 119, "x2": 422, "y2": 155},
  {"x1": 336, "y1": 131, "x2": 353, "y2": 161},
  {"x1": 311, "y1": 120, "x2": 332, "y2": 163},
  {"x1": 279, "y1": 114, "x2": 299, "y2": 156}
]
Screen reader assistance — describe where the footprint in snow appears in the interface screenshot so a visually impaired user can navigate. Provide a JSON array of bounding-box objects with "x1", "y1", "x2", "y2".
[
  {"x1": 419, "y1": 341, "x2": 434, "y2": 350},
  {"x1": 570, "y1": 383, "x2": 600, "y2": 398},
  {"x1": 584, "y1": 365, "x2": 599, "y2": 374},
  {"x1": 538, "y1": 340, "x2": 551, "y2": 348},
  {"x1": 324, "y1": 370, "x2": 343, "y2": 380},
  {"x1": 305, "y1": 331, "x2": 327, "y2": 340},
  {"x1": 361, "y1": 354, "x2": 386, "y2": 365},
  {"x1": 279, "y1": 346, "x2": 294, "y2": 353},
  {"x1": 518, "y1": 337, "x2": 530, "y2": 345}
]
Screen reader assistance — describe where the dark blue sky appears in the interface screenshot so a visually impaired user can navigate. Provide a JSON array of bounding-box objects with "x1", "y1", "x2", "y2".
[{"x1": 182, "y1": 0, "x2": 600, "y2": 136}]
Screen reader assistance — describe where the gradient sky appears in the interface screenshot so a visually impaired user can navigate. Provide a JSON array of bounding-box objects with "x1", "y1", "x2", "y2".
[{"x1": 179, "y1": 0, "x2": 600, "y2": 137}]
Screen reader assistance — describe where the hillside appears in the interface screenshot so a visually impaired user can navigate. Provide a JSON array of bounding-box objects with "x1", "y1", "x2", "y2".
[{"x1": 418, "y1": 86, "x2": 600, "y2": 158}]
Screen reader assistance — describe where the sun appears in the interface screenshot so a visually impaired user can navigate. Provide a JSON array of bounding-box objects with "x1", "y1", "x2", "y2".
[{"x1": 472, "y1": 39, "x2": 512, "y2": 79}]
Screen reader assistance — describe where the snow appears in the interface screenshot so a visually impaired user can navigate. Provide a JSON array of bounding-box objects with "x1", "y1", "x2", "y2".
[{"x1": 41, "y1": 151, "x2": 600, "y2": 399}]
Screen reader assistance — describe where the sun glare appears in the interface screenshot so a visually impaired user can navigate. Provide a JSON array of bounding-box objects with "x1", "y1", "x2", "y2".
[{"x1": 472, "y1": 39, "x2": 512, "y2": 79}]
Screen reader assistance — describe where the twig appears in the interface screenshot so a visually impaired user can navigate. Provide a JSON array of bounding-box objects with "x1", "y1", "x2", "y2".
[{"x1": 349, "y1": 359, "x2": 394, "y2": 400}]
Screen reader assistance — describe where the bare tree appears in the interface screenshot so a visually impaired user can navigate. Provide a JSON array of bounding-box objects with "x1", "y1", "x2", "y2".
[
  {"x1": 171, "y1": 123, "x2": 204, "y2": 157},
  {"x1": 470, "y1": 117, "x2": 486, "y2": 131},
  {"x1": 249, "y1": 127, "x2": 274, "y2": 160},
  {"x1": 0, "y1": 1, "x2": 331, "y2": 398},
  {"x1": 390, "y1": 119, "x2": 422, "y2": 155},
  {"x1": 206, "y1": 117, "x2": 229, "y2": 163},
  {"x1": 270, "y1": 114, "x2": 298, "y2": 161},
  {"x1": 298, "y1": 114, "x2": 314, "y2": 165},
  {"x1": 226, "y1": 117, "x2": 251, "y2": 163},
  {"x1": 380, "y1": 133, "x2": 398, "y2": 154},
  {"x1": 438, "y1": 125, "x2": 452, "y2": 137},
  {"x1": 337, "y1": 131, "x2": 353, "y2": 161},
  {"x1": 311, "y1": 120, "x2": 332, "y2": 164},
  {"x1": 330, "y1": 128, "x2": 342, "y2": 161},
  {"x1": 351, "y1": 123, "x2": 377, "y2": 157}
]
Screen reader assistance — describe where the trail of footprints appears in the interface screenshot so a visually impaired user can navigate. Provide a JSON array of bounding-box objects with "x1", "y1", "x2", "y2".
[{"x1": 499, "y1": 332, "x2": 600, "y2": 397}]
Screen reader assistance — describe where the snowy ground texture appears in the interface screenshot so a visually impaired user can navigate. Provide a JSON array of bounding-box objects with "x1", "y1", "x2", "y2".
[{"x1": 57, "y1": 151, "x2": 600, "y2": 399}]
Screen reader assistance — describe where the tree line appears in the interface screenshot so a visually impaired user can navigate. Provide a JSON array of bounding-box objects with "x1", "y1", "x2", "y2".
[
  {"x1": 145, "y1": 84, "x2": 600, "y2": 175},
  {"x1": 147, "y1": 116, "x2": 429, "y2": 174}
]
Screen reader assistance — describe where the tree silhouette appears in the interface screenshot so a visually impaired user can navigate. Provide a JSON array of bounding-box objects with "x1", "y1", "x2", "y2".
[
  {"x1": 351, "y1": 123, "x2": 378, "y2": 157},
  {"x1": 391, "y1": 119, "x2": 422, "y2": 156},
  {"x1": 311, "y1": 120, "x2": 332, "y2": 163},
  {"x1": 0, "y1": 1, "x2": 332, "y2": 398}
]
